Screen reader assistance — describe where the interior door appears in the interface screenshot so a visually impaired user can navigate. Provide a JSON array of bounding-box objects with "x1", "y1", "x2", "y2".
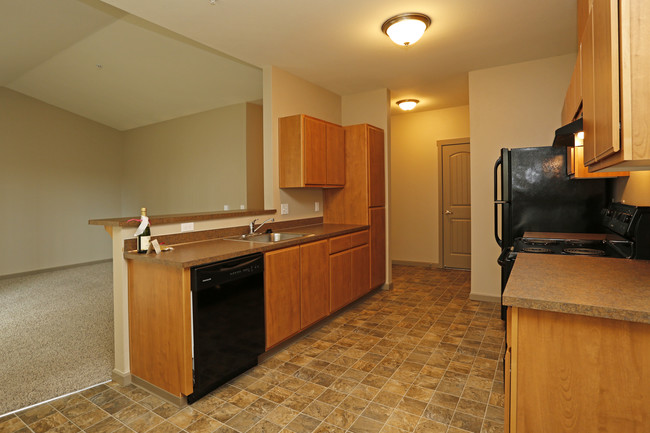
[{"x1": 441, "y1": 142, "x2": 471, "y2": 269}]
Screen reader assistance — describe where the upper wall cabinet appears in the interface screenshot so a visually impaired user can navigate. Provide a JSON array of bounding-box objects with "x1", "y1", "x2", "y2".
[
  {"x1": 279, "y1": 114, "x2": 345, "y2": 188},
  {"x1": 582, "y1": 0, "x2": 650, "y2": 171}
]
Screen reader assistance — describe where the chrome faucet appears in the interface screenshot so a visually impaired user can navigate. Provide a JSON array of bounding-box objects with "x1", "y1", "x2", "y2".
[{"x1": 249, "y1": 217, "x2": 275, "y2": 234}]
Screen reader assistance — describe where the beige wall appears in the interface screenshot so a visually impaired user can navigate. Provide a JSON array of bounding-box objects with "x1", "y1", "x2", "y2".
[
  {"x1": 468, "y1": 54, "x2": 575, "y2": 301},
  {"x1": 390, "y1": 106, "x2": 470, "y2": 265},
  {"x1": 263, "y1": 66, "x2": 342, "y2": 218},
  {"x1": 246, "y1": 103, "x2": 264, "y2": 209},
  {"x1": 614, "y1": 172, "x2": 650, "y2": 205},
  {"x1": 0, "y1": 87, "x2": 123, "y2": 276},
  {"x1": 122, "y1": 103, "x2": 251, "y2": 214}
]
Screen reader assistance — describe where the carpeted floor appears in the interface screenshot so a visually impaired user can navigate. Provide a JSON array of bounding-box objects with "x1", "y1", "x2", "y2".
[{"x1": 0, "y1": 262, "x2": 114, "y2": 415}]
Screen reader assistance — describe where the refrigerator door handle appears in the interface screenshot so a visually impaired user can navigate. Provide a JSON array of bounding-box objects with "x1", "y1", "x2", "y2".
[{"x1": 494, "y1": 156, "x2": 504, "y2": 247}]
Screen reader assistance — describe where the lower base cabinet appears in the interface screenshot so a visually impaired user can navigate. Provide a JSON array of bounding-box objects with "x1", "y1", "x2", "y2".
[
  {"x1": 329, "y1": 230, "x2": 370, "y2": 313},
  {"x1": 506, "y1": 307, "x2": 650, "y2": 433}
]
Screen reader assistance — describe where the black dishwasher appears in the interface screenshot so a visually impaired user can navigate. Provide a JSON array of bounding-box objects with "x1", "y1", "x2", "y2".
[{"x1": 188, "y1": 253, "x2": 265, "y2": 404}]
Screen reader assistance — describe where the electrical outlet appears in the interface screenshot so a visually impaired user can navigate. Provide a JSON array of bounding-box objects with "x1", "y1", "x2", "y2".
[
  {"x1": 181, "y1": 222, "x2": 194, "y2": 232},
  {"x1": 314, "y1": 201, "x2": 320, "y2": 212},
  {"x1": 240, "y1": 204, "x2": 245, "y2": 209},
  {"x1": 223, "y1": 204, "x2": 230, "y2": 210},
  {"x1": 281, "y1": 203, "x2": 289, "y2": 215}
]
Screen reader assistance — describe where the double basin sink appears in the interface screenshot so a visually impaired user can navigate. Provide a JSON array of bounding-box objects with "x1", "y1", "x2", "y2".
[{"x1": 225, "y1": 232, "x2": 313, "y2": 243}]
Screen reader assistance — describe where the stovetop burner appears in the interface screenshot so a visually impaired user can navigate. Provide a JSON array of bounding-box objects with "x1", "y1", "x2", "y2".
[
  {"x1": 562, "y1": 247, "x2": 606, "y2": 256},
  {"x1": 521, "y1": 247, "x2": 553, "y2": 254}
]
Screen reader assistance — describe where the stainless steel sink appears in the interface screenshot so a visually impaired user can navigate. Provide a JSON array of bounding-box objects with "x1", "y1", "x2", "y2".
[{"x1": 224, "y1": 232, "x2": 313, "y2": 243}]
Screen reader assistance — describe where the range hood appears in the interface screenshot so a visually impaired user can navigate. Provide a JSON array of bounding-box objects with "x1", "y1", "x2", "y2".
[{"x1": 552, "y1": 117, "x2": 583, "y2": 147}]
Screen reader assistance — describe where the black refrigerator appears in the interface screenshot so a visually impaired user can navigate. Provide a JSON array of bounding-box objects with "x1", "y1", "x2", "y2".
[{"x1": 493, "y1": 146, "x2": 610, "y2": 318}]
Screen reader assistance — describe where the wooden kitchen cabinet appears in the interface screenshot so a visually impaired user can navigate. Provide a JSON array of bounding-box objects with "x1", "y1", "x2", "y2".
[
  {"x1": 264, "y1": 246, "x2": 301, "y2": 349},
  {"x1": 567, "y1": 144, "x2": 628, "y2": 178},
  {"x1": 506, "y1": 306, "x2": 650, "y2": 433},
  {"x1": 279, "y1": 114, "x2": 345, "y2": 188},
  {"x1": 265, "y1": 240, "x2": 330, "y2": 349},
  {"x1": 561, "y1": 48, "x2": 582, "y2": 125},
  {"x1": 581, "y1": 0, "x2": 650, "y2": 171},
  {"x1": 329, "y1": 230, "x2": 370, "y2": 312},
  {"x1": 128, "y1": 260, "x2": 193, "y2": 397},
  {"x1": 324, "y1": 124, "x2": 386, "y2": 290},
  {"x1": 300, "y1": 240, "x2": 329, "y2": 328}
]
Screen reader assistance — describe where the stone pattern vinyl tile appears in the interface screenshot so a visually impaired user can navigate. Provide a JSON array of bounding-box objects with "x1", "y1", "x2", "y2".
[{"x1": 0, "y1": 265, "x2": 505, "y2": 433}]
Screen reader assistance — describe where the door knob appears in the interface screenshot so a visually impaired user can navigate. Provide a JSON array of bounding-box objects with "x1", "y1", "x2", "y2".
[{"x1": 445, "y1": 210, "x2": 453, "y2": 215}]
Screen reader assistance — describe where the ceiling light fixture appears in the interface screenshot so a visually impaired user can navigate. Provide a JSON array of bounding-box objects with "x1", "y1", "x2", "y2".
[
  {"x1": 396, "y1": 99, "x2": 419, "y2": 111},
  {"x1": 381, "y1": 13, "x2": 431, "y2": 46}
]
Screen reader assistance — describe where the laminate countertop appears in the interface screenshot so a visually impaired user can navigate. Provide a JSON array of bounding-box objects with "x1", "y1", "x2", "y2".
[
  {"x1": 502, "y1": 253, "x2": 650, "y2": 324},
  {"x1": 124, "y1": 223, "x2": 367, "y2": 268}
]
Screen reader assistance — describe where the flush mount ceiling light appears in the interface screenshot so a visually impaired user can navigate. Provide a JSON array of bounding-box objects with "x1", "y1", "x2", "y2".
[
  {"x1": 381, "y1": 13, "x2": 431, "y2": 46},
  {"x1": 396, "y1": 99, "x2": 419, "y2": 111}
]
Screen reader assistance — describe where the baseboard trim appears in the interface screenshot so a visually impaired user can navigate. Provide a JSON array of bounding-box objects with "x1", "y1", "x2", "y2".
[
  {"x1": 470, "y1": 293, "x2": 501, "y2": 303},
  {"x1": 392, "y1": 260, "x2": 440, "y2": 268},
  {"x1": 111, "y1": 369, "x2": 132, "y2": 386},
  {"x1": 131, "y1": 375, "x2": 187, "y2": 408},
  {"x1": 0, "y1": 259, "x2": 112, "y2": 280}
]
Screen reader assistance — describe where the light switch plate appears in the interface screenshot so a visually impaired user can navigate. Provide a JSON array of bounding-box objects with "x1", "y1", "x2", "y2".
[
  {"x1": 281, "y1": 203, "x2": 289, "y2": 215},
  {"x1": 181, "y1": 222, "x2": 194, "y2": 232},
  {"x1": 314, "y1": 201, "x2": 320, "y2": 212}
]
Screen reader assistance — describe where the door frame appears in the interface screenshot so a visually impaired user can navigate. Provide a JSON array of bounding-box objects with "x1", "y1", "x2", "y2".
[{"x1": 437, "y1": 137, "x2": 471, "y2": 268}]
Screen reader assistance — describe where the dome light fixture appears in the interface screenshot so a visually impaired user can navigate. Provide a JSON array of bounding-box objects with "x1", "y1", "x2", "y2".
[
  {"x1": 396, "y1": 99, "x2": 419, "y2": 111},
  {"x1": 381, "y1": 13, "x2": 431, "y2": 46}
]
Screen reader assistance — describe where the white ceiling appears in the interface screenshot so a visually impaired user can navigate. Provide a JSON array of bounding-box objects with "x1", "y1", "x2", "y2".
[
  {"x1": 98, "y1": 0, "x2": 578, "y2": 114},
  {"x1": 2, "y1": 0, "x2": 577, "y2": 127},
  {"x1": 1, "y1": 0, "x2": 262, "y2": 130}
]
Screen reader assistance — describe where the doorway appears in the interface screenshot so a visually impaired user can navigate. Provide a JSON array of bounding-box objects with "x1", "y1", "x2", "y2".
[{"x1": 438, "y1": 139, "x2": 471, "y2": 269}]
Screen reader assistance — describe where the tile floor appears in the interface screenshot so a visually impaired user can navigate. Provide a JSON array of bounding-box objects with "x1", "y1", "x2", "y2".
[{"x1": 0, "y1": 265, "x2": 505, "y2": 433}]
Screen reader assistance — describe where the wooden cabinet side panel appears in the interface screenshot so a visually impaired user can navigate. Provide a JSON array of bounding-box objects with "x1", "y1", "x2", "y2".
[
  {"x1": 326, "y1": 123, "x2": 345, "y2": 186},
  {"x1": 181, "y1": 269, "x2": 193, "y2": 395},
  {"x1": 368, "y1": 126, "x2": 386, "y2": 208},
  {"x1": 279, "y1": 115, "x2": 304, "y2": 188},
  {"x1": 304, "y1": 116, "x2": 327, "y2": 186},
  {"x1": 329, "y1": 250, "x2": 352, "y2": 313},
  {"x1": 624, "y1": 0, "x2": 650, "y2": 161},
  {"x1": 516, "y1": 308, "x2": 650, "y2": 433},
  {"x1": 369, "y1": 207, "x2": 386, "y2": 289},
  {"x1": 300, "y1": 240, "x2": 330, "y2": 328},
  {"x1": 264, "y1": 247, "x2": 301, "y2": 349},
  {"x1": 350, "y1": 244, "x2": 370, "y2": 299},
  {"x1": 582, "y1": 12, "x2": 597, "y2": 164},
  {"x1": 128, "y1": 260, "x2": 187, "y2": 396}
]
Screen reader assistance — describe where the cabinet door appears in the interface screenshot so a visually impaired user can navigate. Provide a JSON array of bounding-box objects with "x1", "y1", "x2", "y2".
[
  {"x1": 304, "y1": 116, "x2": 327, "y2": 186},
  {"x1": 583, "y1": 0, "x2": 620, "y2": 164},
  {"x1": 265, "y1": 247, "x2": 301, "y2": 349},
  {"x1": 368, "y1": 126, "x2": 385, "y2": 207},
  {"x1": 300, "y1": 240, "x2": 330, "y2": 328},
  {"x1": 351, "y1": 244, "x2": 370, "y2": 300},
  {"x1": 326, "y1": 123, "x2": 345, "y2": 186},
  {"x1": 369, "y1": 207, "x2": 386, "y2": 289},
  {"x1": 329, "y1": 250, "x2": 351, "y2": 313}
]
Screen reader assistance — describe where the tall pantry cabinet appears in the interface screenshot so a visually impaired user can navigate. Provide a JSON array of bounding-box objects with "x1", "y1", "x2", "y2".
[{"x1": 324, "y1": 124, "x2": 386, "y2": 290}]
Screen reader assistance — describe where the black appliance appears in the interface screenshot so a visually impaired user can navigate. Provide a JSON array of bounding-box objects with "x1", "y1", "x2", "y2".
[
  {"x1": 188, "y1": 253, "x2": 265, "y2": 404},
  {"x1": 494, "y1": 146, "x2": 611, "y2": 319}
]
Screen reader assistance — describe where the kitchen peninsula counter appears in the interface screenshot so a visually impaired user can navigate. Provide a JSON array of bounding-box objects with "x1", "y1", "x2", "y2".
[
  {"x1": 124, "y1": 223, "x2": 367, "y2": 268},
  {"x1": 503, "y1": 253, "x2": 650, "y2": 324}
]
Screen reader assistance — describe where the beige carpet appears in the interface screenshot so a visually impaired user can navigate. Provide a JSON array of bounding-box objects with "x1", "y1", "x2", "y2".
[{"x1": 0, "y1": 262, "x2": 114, "y2": 415}]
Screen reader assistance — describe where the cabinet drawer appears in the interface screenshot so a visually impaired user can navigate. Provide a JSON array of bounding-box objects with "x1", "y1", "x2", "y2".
[
  {"x1": 350, "y1": 230, "x2": 369, "y2": 247},
  {"x1": 329, "y1": 235, "x2": 351, "y2": 254}
]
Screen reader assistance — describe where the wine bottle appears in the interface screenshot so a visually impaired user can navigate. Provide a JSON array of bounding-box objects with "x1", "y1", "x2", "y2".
[{"x1": 136, "y1": 207, "x2": 151, "y2": 253}]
